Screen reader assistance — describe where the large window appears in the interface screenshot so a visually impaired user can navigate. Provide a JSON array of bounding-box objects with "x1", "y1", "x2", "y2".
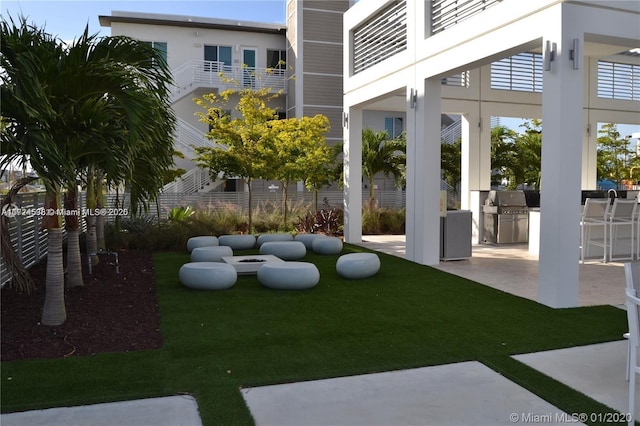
[
  {"x1": 385, "y1": 117, "x2": 403, "y2": 139},
  {"x1": 267, "y1": 49, "x2": 286, "y2": 69},
  {"x1": 204, "y1": 45, "x2": 232, "y2": 72},
  {"x1": 143, "y1": 41, "x2": 167, "y2": 65}
]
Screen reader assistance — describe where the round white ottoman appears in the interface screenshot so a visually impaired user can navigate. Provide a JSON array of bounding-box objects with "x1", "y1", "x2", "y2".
[
  {"x1": 259, "y1": 241, "x2": 306, "y2": 260},
  {"x1": 312, "y1": 236, "x2": 343, "y2": 255},
  {"x1": 257, "y1": 233, "x2": 294, "y2": 247},
  {"x1": 191, "y1": 245, "x2": 233, "y2": 262},
  {"x1": 218, "y1": 234, "x2": 257, "y2": 250},
  {"x1": 179, "y1": 262, "x2": 237, "y2": 290},
  {"x1": 336, "y1": 253, "x2": 380, "y2": 279},
  {"x1": 257, "y1": 262, "x2": 320, "y2": 290},
  {"x1": 294, "y1": 234, "x2": 320, "y2": 249},
  {"x1": 187, "y1": 236, "x2": 219, "y2": 252}
]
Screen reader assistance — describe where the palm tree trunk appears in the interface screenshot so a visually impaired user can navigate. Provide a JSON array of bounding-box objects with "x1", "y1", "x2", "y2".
[
  {"x1": 369, "y1": 176, "x2": 377, "y2": 210},
  {"x1": 96, "y1": 172, "x2": 106, "y2": 251},
  {"x1": 41, "y1": 228, "x2": 67, "y2": 326},
  {"x1": 64, "y1": 187, "x2": 84, "y2": 288},
  {"x1": 85, "y1": 168, "x2": 99, "y2": 266}
]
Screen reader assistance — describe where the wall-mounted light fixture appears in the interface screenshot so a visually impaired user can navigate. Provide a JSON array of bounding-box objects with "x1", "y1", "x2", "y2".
[
  {"x1": 195, "y1": 31, "x2": 200, "y2": 37},
  {"x1": 569, "y1": 38, "x2": 580, "y2": 70},
  {"x1": 544, "y1": 40, "x2": 557, "y2": 71},
  {"x1": 342, "y1": 111, "x2": 349, "y2": 128},
  {"x1": 410, "y1": 88, "x2": 417, "y2": 109}
]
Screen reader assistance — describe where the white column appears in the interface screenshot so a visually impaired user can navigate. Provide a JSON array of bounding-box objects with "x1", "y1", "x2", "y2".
[
  {"x1": 461, "y1": 110, "x2": 491, "y2": 244},
  {"x1": 538, "y1": 25, "x2": 584, "y2": 308},
  {"x1": 406, "y1": 78, "x2": 441, "y2": 265},
  {"x1": 343, "y1": 107, "x2": 363, "y2": 244}
]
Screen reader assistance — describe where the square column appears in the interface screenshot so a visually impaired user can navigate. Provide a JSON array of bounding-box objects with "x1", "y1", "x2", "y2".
[
  {"x1": 343, "y1": 106, "x2": 363, "y2": 244},
  {"x1": 406, "y1": 78, "x2": 442, "y2": 265},
  {"x1": 538, "y1": 30, "x2": 584, "y2": 308}
]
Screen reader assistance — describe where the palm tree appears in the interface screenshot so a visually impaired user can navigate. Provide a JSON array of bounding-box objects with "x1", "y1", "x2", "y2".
[
  {"x1": 2, "y1": 17, "x2": 73, "y2": 325},
  {"x1": 361, "y1": 129, "x2": 406, "y2": 209},
  {"x1": 1, "y1": 17, "x2": 176, "y2": 324}
]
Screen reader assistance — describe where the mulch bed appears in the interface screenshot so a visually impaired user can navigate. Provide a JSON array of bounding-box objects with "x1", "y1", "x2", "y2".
[{"x1": 1, "y1": 250, "x2": 162, "y2": 362}]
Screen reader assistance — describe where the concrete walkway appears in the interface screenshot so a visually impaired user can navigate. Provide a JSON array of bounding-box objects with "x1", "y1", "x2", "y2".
[{"x1": 2, "y1": 236, "x2": 634, "y2": 426}]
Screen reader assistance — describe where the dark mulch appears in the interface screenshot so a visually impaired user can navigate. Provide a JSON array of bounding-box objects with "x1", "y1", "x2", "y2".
[{"x1": 1, "y1": 250, "x2": 162, "y2": 362}]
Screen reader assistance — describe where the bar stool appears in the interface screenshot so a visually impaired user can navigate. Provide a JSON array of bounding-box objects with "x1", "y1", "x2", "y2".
[
  {"x1": 608, "y1": 199, "x2": 637, "y2": 262},
  {"x1": 579, "y1": 198, "x2": 610, "y2": 263}
]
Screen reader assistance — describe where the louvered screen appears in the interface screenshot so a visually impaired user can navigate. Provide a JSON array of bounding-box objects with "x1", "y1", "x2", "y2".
[
  {"x1": 352, "y1": 0, "x2": 407, "y2": 74},
  {"x1": 442, "y1": 72, "x2": 469, "y2": 87},
  {"x1": 431, "y1": 0, "x2": 503, "y2": 35},
  {"x1": 598, "y1": 61, "x2": 640, "y2": 101},
  {"x1": 491, "y1": 52, "x2": 543, "y2": 93}
]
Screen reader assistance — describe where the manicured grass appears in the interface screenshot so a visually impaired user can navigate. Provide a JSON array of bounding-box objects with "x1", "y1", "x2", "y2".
[{"x1": 1, "y1": 245, "x2": 628, "y2": 425}]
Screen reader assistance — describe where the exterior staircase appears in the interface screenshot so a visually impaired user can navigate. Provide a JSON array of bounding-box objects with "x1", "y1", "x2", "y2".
[{"x1": 164, "y1": 61, "x2": 286, "y2": 194}]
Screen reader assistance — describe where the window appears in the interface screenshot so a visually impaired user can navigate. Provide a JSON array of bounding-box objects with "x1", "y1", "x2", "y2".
[
  {"x1": 267, "y1": 50, "x2": 286, "y2": 69},
  {"x1": 598, "y1": 60, "x2": 640, "y2": 101},
  {"x1": 384, "y1": 117, "x2": 403, "y2": 138},
  {"x1": 204, "y1": 45, "x2": 232, "y2": 72},
  {"x1": 142, "y1": 41, "x2": 167, "y2": 66}
]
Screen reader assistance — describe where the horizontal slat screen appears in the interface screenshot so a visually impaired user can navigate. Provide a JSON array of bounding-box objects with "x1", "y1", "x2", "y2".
[
  {"x1": 598, "y1": 60, "x2": 640, "y2": 101},
  {"x1": 491, "y1": 52, "x2": 543, "y2": 93},
  {"x1": 432, "y1": 0, "x2": 503, "y2": 35},
  {"x1": 441, "y1": 72, "x2": 469, "y2": 87},
  {"x1": 353, "y1": 0, "x2": 407, "y2": 74}
]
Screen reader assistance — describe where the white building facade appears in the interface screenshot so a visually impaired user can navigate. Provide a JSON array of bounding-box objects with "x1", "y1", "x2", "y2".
[
  {"x1": 343, "y1": 0, "x2": 640, "y2": 308},
  {"x1": 100, "y1": 11, "x2": 289, "y2": 192}
]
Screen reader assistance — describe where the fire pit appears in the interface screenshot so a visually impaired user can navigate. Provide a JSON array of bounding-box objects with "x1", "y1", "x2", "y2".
[{"x1": 222, "y1": 254, "x2": 284, "y2": 275}]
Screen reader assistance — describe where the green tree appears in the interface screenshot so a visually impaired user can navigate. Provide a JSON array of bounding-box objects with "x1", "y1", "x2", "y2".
[
  {"x1": 514, "y1": 119, "x2": 542, "y2": 190},
  {"x1": 1, "y1": 17, "x2": 175, "y2": 324},
  {"x1": 597, "y1": 123, "x2": 633, "y2": 187},
  {"x1": 441, "y1": 139, "x2": 461, "y2": 193},
  {"x1": 361, "y1": 129, "x2": 406, "y2": 209},
  {"x1": 195, "y1": 87, "x2": 280, "y2": 234},
  {"x1": 490, "y1": 125, "x2": 519, "y2": 188},
  {"x1": 270, "y1": 114, "x2": 331, "y2": 224}
]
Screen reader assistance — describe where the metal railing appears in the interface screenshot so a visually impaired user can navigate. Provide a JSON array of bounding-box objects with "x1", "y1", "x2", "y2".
[
  {"x1": 173, "y1": 117, "x2": 227, "y2": 160},
  {"x1": 161, "y1": 167, "x2": 215, "y2": 194},
  {"x1": 171, "y1": 60, "x2": 287, "y2": 103}
]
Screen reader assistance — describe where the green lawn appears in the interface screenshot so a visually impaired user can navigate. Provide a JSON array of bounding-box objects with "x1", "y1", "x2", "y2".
[{"x1": 1, "y1": 244, "x2": 628, "y2": 425}]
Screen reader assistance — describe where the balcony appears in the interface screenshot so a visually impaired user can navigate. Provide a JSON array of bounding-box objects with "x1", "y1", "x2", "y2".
[{"x1": 170, "y1": 60, "x2": 287, "y2": 103}]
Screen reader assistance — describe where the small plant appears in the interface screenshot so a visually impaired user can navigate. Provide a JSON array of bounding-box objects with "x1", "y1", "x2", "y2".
[
  {"x1": 295, "y1": 211, "x2": 318, "y2": 234},
  {"x1": 315, "y1": 198, "x2": 343, "y2": 237},
  {"x1": 167, "y1": 206, "x2": 195, "y2": 223}
]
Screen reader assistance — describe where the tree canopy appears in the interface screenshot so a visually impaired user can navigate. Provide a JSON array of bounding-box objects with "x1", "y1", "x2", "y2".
[{"x1": 195, "y1": 87, "x2": 332, "y2": 231}]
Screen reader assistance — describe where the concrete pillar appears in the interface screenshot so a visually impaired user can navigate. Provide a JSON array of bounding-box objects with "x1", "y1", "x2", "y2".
[
  {"x1": 538, "y1": 26, "x2": 584, "y2": 308},
  {"x1": 406, "y1": 78, "x2": 442, "y2": 265},
  {"x1": 461, "y1": 110, "x2": 491, "y2": 243},
  {"x1": 344, "y1": 106, "x2": 363, "y2": 244}
]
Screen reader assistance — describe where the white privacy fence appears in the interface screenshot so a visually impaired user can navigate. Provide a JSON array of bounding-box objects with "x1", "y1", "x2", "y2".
[{"x1": 1, "y1": 190, "x2": 410, "y2": 287}]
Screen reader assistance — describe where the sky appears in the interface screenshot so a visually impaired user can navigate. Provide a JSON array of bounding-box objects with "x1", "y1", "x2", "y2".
[{"x1": 2, "y1": 0, "x2": 286, "y2": 41}]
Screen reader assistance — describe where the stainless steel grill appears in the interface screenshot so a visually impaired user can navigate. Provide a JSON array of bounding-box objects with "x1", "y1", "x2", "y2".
[{"x1": 482, "y1": 190, "x2": 529, "y2": 244}]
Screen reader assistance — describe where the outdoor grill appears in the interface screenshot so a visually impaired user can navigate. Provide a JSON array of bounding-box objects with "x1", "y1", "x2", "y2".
[{"x1": 482, "y1": 190, "x2": 529, "y2": 244}]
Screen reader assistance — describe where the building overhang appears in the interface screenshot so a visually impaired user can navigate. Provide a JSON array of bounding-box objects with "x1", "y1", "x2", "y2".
[{"x1": 99, "y1": 11, "x2": 286, "y2": 35}]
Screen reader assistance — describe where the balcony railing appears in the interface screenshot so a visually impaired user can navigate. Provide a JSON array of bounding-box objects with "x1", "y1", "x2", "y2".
[{"x1": 171, "y1": 60, "x2": 287, "y2": 103}]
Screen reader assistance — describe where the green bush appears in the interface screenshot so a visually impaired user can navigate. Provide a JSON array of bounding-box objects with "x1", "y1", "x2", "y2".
[{"x1": 362, "y1": 207, "x2": 405, "y2": 234}]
